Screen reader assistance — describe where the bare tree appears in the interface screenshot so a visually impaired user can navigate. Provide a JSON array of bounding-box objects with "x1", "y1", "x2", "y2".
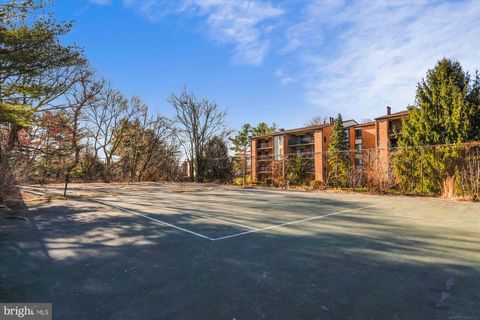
[
  {"x1": 305, "y1": 115, "x2": 329, "y2": 126},
  {"x1": 62, "y1": 65, "x2": 104, "y2": 196},
  {"x1": 169, "y1": 88, "x2": 228, "y2": 182},
  {"x1": 136, "y1": 114, "x2": 177, "y2": 182},
  {"x1": 86, "y1": 84, "x2": 133, "y2": 181},
  {"x1": 110, "y1": 99, "x2": 179, "y2": 182}
]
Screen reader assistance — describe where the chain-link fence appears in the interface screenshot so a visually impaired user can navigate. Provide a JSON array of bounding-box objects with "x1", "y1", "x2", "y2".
[{"x1": 238, "y1": 141, "x2": 480, "y2": 199}]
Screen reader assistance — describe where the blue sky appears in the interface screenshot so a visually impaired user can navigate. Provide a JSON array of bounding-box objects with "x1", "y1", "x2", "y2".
[{"x1": 55, "y1": 0, "x2": 480, "y2": 130}]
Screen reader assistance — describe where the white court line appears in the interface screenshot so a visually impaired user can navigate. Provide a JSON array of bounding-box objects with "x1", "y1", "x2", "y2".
[
  {"x1": 93, "y1": 199, "x2": 214, "y2": 240},
  {"x1": 121, "y1": 200, "x2": 257, "y2": 231},
  {"x1": 94, "y1": 199, "x2": 386, "y2": 242},
  {"x1": 210, "y1": 203, "x2": 383, "y2": 241}
]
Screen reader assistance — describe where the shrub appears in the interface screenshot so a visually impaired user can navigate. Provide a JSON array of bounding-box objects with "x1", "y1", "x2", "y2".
[
  {"x1": 272, "y1": 176, "x2": 287, "y2": 188},
  {"x1": 233, "y1": 175, "x2": 251, "y2": 186},
  {"x1": 286, "y1": 154, "x2": 310, "y2": 186},
  {"x1": 310, "y1": 179, "x2": 324, "y2": 190},
  {"x1": 0, "y1": 156, "x2": 26, "y2": 206}
]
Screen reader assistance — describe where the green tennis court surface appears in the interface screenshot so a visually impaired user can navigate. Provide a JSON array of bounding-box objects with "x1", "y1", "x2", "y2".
[{"x1": 1, "y1": 183, "x2": 479, "y2": 319}]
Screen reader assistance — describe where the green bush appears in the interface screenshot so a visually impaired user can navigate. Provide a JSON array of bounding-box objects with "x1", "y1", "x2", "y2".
[
  {"x1": 233, "y1": 175, "x2": 251, "y2": 186},
  {"x1": 287, "y1": 154, "x2": 310, "y2": 186}
]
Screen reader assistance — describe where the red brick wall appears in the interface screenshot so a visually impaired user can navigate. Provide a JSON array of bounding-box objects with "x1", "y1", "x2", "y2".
[
  {"x1": 322, "y1": 125, "x2": 333, "y2": 150},
  {"x1": 313, "y1": 130, "x2": 323, "y2": 181},
  {"x1": 312, "y1": 125, "x2": 334, "y2": 183},
  {"x1": 349, "y1": 127, "x2": 356, "y2": 150},
  {"x1": 250, "y1": 138, "x2": 257, "y2": 182},
  {"x1": 376, "y1": 119, "x2": 389, "y2": 149},
  {"x1": 361, "y1": 124, "x2": 376, "y2": 149}
]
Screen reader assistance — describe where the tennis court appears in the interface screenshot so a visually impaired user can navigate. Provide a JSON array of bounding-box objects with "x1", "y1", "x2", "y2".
[{"x1": 1, "y1": 183, "x2": 479, "y2": 319}]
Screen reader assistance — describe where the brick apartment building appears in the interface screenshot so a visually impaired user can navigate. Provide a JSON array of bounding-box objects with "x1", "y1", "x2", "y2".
[{"x1": 251, "y1": 107, "x2": 408, "y2": 184}]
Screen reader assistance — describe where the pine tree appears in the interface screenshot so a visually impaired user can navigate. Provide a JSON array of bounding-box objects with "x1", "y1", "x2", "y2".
[
  {"x1": 204, "y1": 136, "x2": 232, "y2": 182},
  {"x1": 286, "y1": 153, "x2": 310, "y2": 186},
  {"x1": 230, "y1": 124, "x2": 252, "y2": 187},
  {"x1": 251, "y1": 122, "x2": 276, "y2": 137},
  {"x1": 327, "y1": 114, "x2": 349, "y2": 187},
  {"x1": 401, "y1": 58, "x2": 480, "y2": 146},
  {"x1": 394, "y1": 59, "x2": 480, "y2": 196}
]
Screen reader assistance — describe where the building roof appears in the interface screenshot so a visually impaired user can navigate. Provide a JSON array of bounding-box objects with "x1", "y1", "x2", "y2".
[
  {"x1": 374, "y1": 110, "x2": 409, "y2": 120},
  {"x1": 252, "y1": 124, "x2": 327, "y2": 139},
  {"x1": 252, "y1": 120, "x2": 358, "y2": 139},
  {"x1": 354, "y1": 121, "x2": 375, "y2": 128}
]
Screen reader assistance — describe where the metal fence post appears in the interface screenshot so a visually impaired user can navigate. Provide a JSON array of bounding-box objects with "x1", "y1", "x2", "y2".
[{"x1": 420, "y1": 146, "x2": 424, "y2": 195}]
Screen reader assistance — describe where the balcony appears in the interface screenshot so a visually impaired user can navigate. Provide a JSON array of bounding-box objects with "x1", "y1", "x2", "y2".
[
  {"x1": 388, "y1": 120, "x2": 403, "y2": 135},
  {"x1": 288, "y1": 136, "x2": 314, "y2": 146},
  {"x1": 257, "y1": 167, "x2": 272, "y2": 173},
  {"x1": 388, "y1": 129, "x2": 403, "y2": 135},
  {"x1": 287, "y1": 152, "x2": 315, "y2": 160},
  {"x1": 257, "y1": 142, "x2": 273, "y2": 149},
  {"x1": 256, "y1": 155, "x2": 273, "y2": 162}
]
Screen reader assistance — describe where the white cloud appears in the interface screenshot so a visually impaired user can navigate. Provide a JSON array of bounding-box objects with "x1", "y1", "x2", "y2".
[
  {"x1": 181, "y1": 0, "x2": 283, "y2": 65},
  {"x1": 119, "y1": 0, "x2": 480, "y2": 118},
  {"x1": 279, "y1": 0, "x2": 480, "y2": 118},
  {"x1": 123, "y1": 0, "x2": 283, "y2": 65}
]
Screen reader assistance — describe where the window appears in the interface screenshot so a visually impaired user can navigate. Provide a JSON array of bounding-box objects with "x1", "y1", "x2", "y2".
[
  {"x1": 355, "y1": 129, "x2": 362, "y2": 139},
  {"x1": 389, "y1": 120, "x2": 403, "y2": 134},
  {"x1": 323, "y1": 136, "x2": 327, "y2": 143},
  {"x1": 296, "y1": 135, "x2": 304, "y2": 145},
  {"x1": 355, "y1": 158, "x2": 362, "y2": 166},
  {"x1": 390, "y1": 138, "x2": 398, "y2": 148},
  {"x1": 355, "y1": 143, "x2": 362, "y2": 151}
]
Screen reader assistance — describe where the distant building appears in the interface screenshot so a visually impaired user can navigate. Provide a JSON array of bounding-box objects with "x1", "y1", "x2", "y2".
[
  {"x1": 374, "y1": 106, "x2": 409, "y2": 149},
  {"x1": 251, "y1": 107, "x2": 408, "y2": 185},
  {"x1": 181, "y1": 160, "x2": 194, "y2": 179}
]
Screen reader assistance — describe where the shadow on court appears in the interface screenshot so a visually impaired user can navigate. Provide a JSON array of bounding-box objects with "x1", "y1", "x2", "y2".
[{"x1": 0, "y1": 194, "x2": 479, "y2": 320}]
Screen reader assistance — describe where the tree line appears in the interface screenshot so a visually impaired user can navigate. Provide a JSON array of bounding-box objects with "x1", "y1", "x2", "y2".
[
  {"x1": 0, "y1": 1, "x2": 183, "y2": 198},
  {"x1": 2, "y1": 1, "x2": 479, "y2": 203},
  {"x1": 0, "y1": 0, "x2": 278, "y2": 202}
]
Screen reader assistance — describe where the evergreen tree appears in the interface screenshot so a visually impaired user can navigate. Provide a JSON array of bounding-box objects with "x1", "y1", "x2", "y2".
[
  {"x1": 204, "y1": 136, "x2": 232, "y2": 182},
  {"x1": 327, "y1": 114, "x2": 349, "y2": 188},
  {"x1": 251, "y1": 122, "x2": 276, "y2": 137},
  {"x1": 1, "y1": 0, "x2": 83, "y2": 112},
  {"x1": 1, "y1": 0, "x2": 83, "y2": 151},
  {"x1": 394, "y1": 59, "x2": 480, "y2": 196},
  {"x1": 401, "y1": 58, "x2": 480, "y2": 146},
  {"x1": 286, "y1": 153, "x2": 310, "y2": 186},
  {"x1": 230, "y1": 123, "x2": 252, "y2": 186}
]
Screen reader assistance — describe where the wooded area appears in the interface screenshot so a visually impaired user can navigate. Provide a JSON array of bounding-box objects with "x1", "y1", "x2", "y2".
[{"x1": 1, "y1": 1, "x2": 480, "y2": 204}]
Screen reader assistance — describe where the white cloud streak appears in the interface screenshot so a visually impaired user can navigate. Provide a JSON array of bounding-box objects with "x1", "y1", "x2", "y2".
[
  {"x1": 123, "y1": 0, "x2": 283, "y2": 65},
  {"x1": 278, "y1": 0, "x2": 480, "y2": 117},
  {"x1": 119, "y1": 0, "x2": 480, "y2": 118},
  {"x1": 181, "y1": 0, "x2": 283, "y2": 65}
]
